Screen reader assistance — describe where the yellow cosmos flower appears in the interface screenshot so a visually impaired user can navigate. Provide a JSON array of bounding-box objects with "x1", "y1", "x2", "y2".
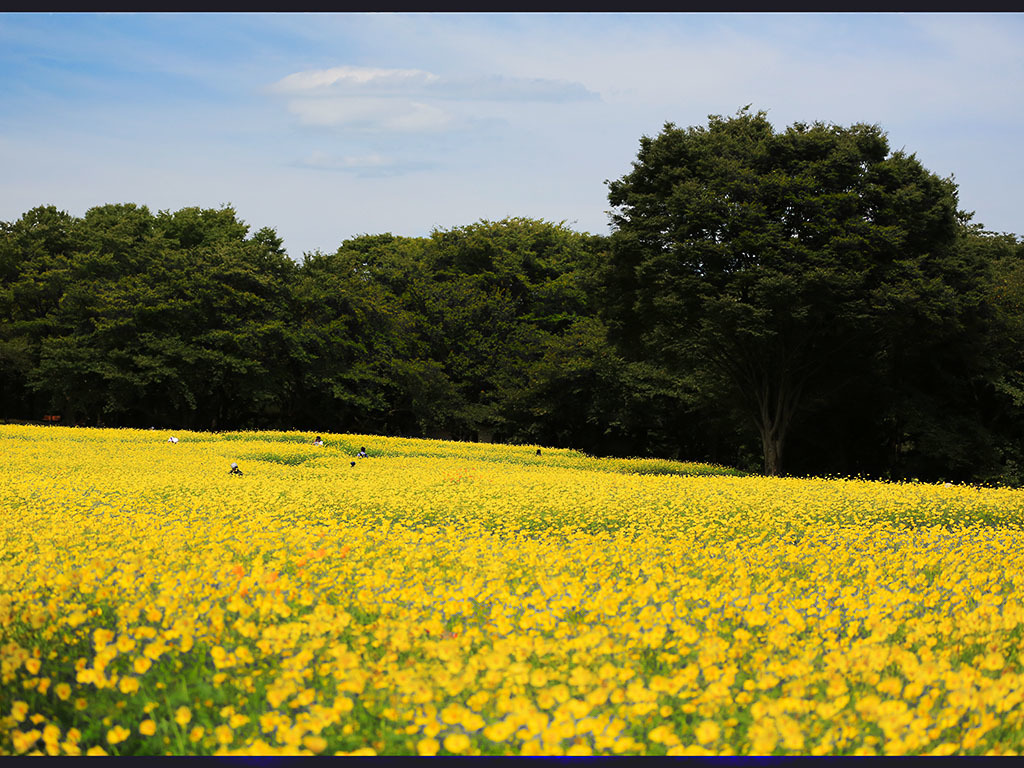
[
  {"x1": 189, "y1": 726, "x2": 205, "y2": 743},
  {"x1": 417, "y1": 738, "x2": 440, "y2": 756},
  {"x1": 695, "y1": 720, "x2": 720, "y2": 745},
  {"x1": 611, "y1": 735, "x2": 641, "y2": 753},
  {"x1": 748, "y1": 723, "x2": 778, "y2": 755},
  {"x1": 174, "y1": 706, "x2": 192, "y2": 727},
  {"x1": 143, "y1": 640, "x2": 167, "y2": 660},
  {"x1": 139, "y1": 719, "x2": 157, "y2": 736},
  {"x1": 483, "y1": 720, "x2": 516, "y2": 742},
  {"x1": 677, "y1": 744, "x2": 715, "y2": 756},
  {"x1": 536, "y1": 689, "x2": 556, "y2": 710},
  {"x1": 777, "y1": 718, "x2": 804, "y2": 751},
  {"x1": 106, "y1": 725, "x2": 130, "y2": 745},
  {"x1": 440, "y1": 703, "x2": 464, "y2": 725},
  {"x1": 649, "y1": 724, "x2": 680, "y2": 746},
  {"x1": 11, "y1": 700, "x2": 29, "y2": 722},
  {"x1": 93, "y1": 628, "x2": 115, "y2": 649},
  {"x1": 303, "y1": 735, "x2": 327, "y2": 753},
  {"x1": 12, "y1": 729, "x2": 41, "y2": 754},
  {"x1": 24, "y1": 658, "x2": 41, "y2": 675},
  {"x1": 443, "y1": 733, "x2": 471, "y2": 753},
  {"x1": 981, "y1": 652, "x2": 1005, "y2": 671}
]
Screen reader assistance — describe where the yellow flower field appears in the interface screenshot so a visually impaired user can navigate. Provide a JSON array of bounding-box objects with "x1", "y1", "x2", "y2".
[{"x1": 2, "y1": 425, "x2": 1024, "y2": 756}]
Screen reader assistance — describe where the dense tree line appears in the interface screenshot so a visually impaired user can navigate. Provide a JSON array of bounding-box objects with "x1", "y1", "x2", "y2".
[{"x1": 2, "y1": 109, "x2": 1023, "y2": 483}]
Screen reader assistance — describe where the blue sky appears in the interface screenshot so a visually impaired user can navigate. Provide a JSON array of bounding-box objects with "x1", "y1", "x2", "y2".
[{"x1": 1, "y1": 12, "x2": 1022, "y2": 258}]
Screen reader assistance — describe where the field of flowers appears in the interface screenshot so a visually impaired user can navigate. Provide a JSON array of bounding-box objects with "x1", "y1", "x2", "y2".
[{"x1": 3, "y1": 425, "x2": 1024, "y2": 756}]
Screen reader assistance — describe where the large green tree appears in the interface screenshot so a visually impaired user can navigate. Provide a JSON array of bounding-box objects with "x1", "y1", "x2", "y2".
[{"x1": 605, "y1": 108, "x2": 963, "y2": 475}]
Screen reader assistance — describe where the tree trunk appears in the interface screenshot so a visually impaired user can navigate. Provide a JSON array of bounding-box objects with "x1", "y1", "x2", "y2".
[
  {"x1": 62, "y1": 396, "x2": 77, "y2": 427},
  {"x1": 760, "y1": 421, "x2": 785, "y2": 476},
  {"x1": 754, "y1": 366, "x2": 801, "y2": 477}
]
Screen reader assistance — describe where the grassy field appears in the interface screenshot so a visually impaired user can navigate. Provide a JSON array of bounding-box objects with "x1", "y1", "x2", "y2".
[{"x1": 2, "y1": 425, "x2": 1024, "y2": 756}]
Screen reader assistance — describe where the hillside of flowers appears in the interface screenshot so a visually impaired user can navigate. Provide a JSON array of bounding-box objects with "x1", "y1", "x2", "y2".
[{"x1": 2, "y1": 425, "x2": 1024, "y2": 756}]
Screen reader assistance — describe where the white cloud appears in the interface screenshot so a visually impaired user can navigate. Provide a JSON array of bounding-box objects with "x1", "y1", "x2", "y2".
[
  {"x1": 270, "y1": 65, "x2": 440, "y2": 94},
  {"x1": 269, "y1": 64, "x2": 599, "y2": 135},
  {"x1": 270, "y1": 64, "x2": 598, "y2": 101}
]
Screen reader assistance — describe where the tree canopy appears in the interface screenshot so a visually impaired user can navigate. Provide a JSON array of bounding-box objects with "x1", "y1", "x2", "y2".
[{"x1": 604, "y1": 107, "x2": 996, "y2": 476}]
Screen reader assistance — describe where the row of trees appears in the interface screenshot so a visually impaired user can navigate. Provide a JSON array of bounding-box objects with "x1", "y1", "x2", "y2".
[
  {"x1": 2, "y1": 108, "x2": 1023, "y2": 483},
  {"x1": 0, "y1": 205, "x2": 612, "y2": 439}
]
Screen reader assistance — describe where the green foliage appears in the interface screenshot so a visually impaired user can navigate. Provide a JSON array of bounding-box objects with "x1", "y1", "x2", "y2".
[{"x1": 245, "y1": 451, "x2": 316, "y2": 466}]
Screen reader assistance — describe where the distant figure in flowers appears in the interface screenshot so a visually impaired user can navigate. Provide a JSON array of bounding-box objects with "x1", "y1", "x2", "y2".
[
  {"x1": 168, "y1": 436, "x2": 179, "y2": 444},
  {"x1": 229, "y1": 462, "x2": 243, "y2": 476},
  {"x1": 313, "y1": 436, "x2": 324, "y2": 447},
  {"x1": 536, "y1": 449, "x2": 541, "y2": 456},
  {"x1": 358, "y1": 447, "x2": 368, "y2": 458}
]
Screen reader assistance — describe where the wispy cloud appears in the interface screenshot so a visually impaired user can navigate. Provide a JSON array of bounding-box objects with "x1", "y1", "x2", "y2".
[
  {"x1": 271, "y1": 64, "x2": 599, "y2": 101},
  {"x1": 271, "y1": 66, "x2": 440, "y2": 95},
  {"x1": 269, "y1": 64, "x2": 600, "y2": 131}
]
